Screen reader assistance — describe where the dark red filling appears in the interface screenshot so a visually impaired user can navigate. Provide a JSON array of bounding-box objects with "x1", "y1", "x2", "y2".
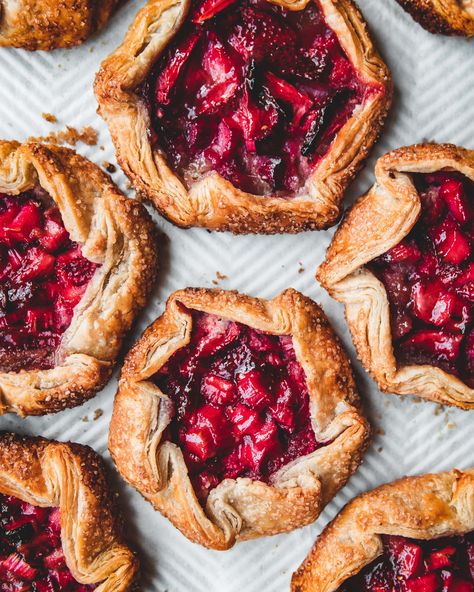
[
  {"x1": 143, "y1": 0, "x2": 371, "y2": 196},
  {"x1": 339, "y1": 533, "x2": 474, "y2": 592},
  {"x1": 0, "y1": 492, "x2": 95, "y2": 591},
  {"x1": 0, "y1": 190, "x2": 98, "y2": 372},
  {"x1": 367, "y1": 172, "x2": 474, "y2": 386},
  {"x1": 154, "y1": 311, "x2": 320, "y2": 502}
]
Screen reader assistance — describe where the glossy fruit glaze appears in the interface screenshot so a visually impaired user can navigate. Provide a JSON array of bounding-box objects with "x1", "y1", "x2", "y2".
[
  {"x1": 338, "y1": 533, "x2": 474, "y2": 592},
  {"x1": 0, "y1": 190, "x2": 98, "y2": 372},
  {"x1": 143, "y1": 0, "x2": 372, "y2": 196},
  {"x1": 367, "y1": 172, "x2": 474, "y2": 386},
  {"x1": 154, "y1": 311, "x2": 320, "y2": 502},
  {"x1": 0, "y1": 492, "x2": 95, "y2": 591}
]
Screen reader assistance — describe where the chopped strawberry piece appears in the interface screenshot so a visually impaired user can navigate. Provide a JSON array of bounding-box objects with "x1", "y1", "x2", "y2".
[
  {"x1": 425, "y1": 546, "x2": 456, "y2": 571},
  {"x1": 228, "y1": 403, "x2": 263, "y2": 436},
  {"x1": 240, "y1": 419, "x2": 281, "y2": 473},
  {"x1": 383, "y1": 241, "x2": 421, "y2": 264},
  {"x1": 39, "y1": 218, "x2": 69, "y2": 252},
  {"x1": 401, "y1": 330, "x2": 463, "y2": 361},
  {"x1": 232, "y1": 86, "x2": 279, "y2": 152},
  {"x1": 410, "y1": 280, "x2": 457, "y2": 326},
  {"x1": 387, "y1": 536, "x2": 423, "y2": 579},
  {"x1": 155, "y1": 31, "x2": 201, "y2": 105}
]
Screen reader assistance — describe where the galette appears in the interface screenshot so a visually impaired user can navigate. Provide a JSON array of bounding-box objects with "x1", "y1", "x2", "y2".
[
  {"x1": 292, "y1": 468, "x2": 474, "y2": 592},
  {"x1": 95, "y1": 0, "x2": 391, "y2": 233},
  {"x1": 109, "y1": 287, "x2": 369, "y2": 549},
  {"x1": 0, "y1": 432, "x2": 137, "y2": 591},
  {"x1": 396, "y1": 0, "x2": 474, "y2": 36},
  {"x1": 318, "y1": 144, "x2": 474, "y2": 409},
  {"x1": 0, "y1": 140, "x2": 157, "y2": 416},
  {"x1": 0, "y1": 0, "x2": 118, "y2": 50}
]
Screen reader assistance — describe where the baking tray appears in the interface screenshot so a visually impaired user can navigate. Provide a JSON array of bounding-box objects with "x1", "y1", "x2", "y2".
[{"x1": 1, "y1": 0, "x2": 474, "y2": 590}]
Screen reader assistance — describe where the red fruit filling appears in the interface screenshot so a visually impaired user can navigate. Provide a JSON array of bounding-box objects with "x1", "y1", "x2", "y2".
[
  {"x1": 154, "y1": 311, "x2": 321, "y2": 502},
  {"x1": 367, "y1": 172, "x2": 474, "y2": 386},
  {"x1": 0, "y1": 492, "x2": 95, "y2": 591},
  {"x1": 143, "y1": 0, "x2": 374, "y2": 196},
  {"x1": 0, "y1": 190, "x2": 98, "y2": 372},
  {"x1": 338, "y1": 533, "x2": 474, "y2": 592}
]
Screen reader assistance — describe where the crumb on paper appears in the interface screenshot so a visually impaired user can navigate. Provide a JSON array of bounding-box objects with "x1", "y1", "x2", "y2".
[
  {"x1": 100, "y1": 145, "x2": 105, "y2": 151},
  {"x1": 446, "y1": 421, "x2": 456, "y2": 430},
  {"x1": 29, "y1": 125, "x2": 98, "y2": 147},
  {"x1": 93, "y1": 408, "x2": 103, "y2": 421},
  {"x1": 42, "y1": 112, "x2": 57, "y2": 123},
  {"x1": 212, "y1": 279, "x2": 218, "y2": 285},
  {"x1": 375, "y1": 428, "x2": 385, "y2": 436},
  {"x1": 377, "y1": 446, "x2": 383, "y2": 453},
  {"x1": 434, "y1": 404, "x2": 445, "y2": 416},
  {"x1": 216, "y1": 271, "x2": 228, "y2": 281},
  {"x1": 82, "y1": 415, "x2": 89, "y2": 422},
  {"x1": 102, "y1": 161, "x2": 116, "y2": 173}
]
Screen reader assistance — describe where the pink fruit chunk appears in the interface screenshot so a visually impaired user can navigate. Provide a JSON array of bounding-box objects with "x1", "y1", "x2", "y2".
[
  {"x1": 405, "y1": 573, "x2": 440, "y2": 592},
  {"x1": 228, "y1": 403, "x2": 263, "y2": 436},
  {"x1": 232, "y1": 87, "x2": 279, "y2": 152},
  {"x1": 382, "y1": 241, "x2": 421, "y2": 264},
  {"x1": 264, "y1": 72, "x2": 313, "y2": 125},
  {"x1": 410, "y1": 280, "x2": 457, "y2": 326},
  {"x1": 240, "y1": 419, "x2": 281, "y2": 473},
  {"x1": 237, "y1": 369, "x2": 274, "y2": 411},
  {"x1": 432, "y1": 216, "x2": 471, "y2": 265},
  {"x1": 192, "y1": 0, "x2": 237, "y2": 23},
  {"x1": 440, "y1": 179, "x2": 471, "y2": 224},
  {"x1": 155, "y1": 31, "x2": 201, "y2": 105},
  {"x1": 401, "y1": 330, "x2": 463, "y2": 361},
  {"x1": 201, "y1": 374, "x2": 237, "y2": 405},
  {"x1": 425, "y1": 546, "x2": 456, "y2": 571},
  {"x1": 387, "y1": 536, "x2": 423, "y2": 580}
]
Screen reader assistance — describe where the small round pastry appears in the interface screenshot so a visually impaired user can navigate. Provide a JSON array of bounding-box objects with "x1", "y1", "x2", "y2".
[
  {"x1": 94, "y1": 0, "x2": 391, "y2": 234},
  {"x1": 395, "y1": 0, "x2": 474, "y2": 36},
  {"x1": 318, "y1": 144, "x2": 474, "y2": 409},
  {"x1": 109, "y1": 287, "x2": 369, "y2": 549},
  {"x1": 0, "y1": 0, "x2": 118, "y2": 50},
  {"x1": 0, "y1": 140, "x2": 157, "y2": 416},
  {"x1": 0, "y1": 432, "x2": 137, "y2": 591},
  {"x1": 292, "y1": 468, "x2": 474, "y2": 592}
]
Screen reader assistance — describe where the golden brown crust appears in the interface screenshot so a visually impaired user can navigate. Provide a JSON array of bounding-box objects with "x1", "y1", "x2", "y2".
[
  {"x1": 109, "y1": 287, "x2": 370, "y2": 549},
  {"x1": 0, "y1": 0, "x2": 118, "y2": 50},
  {"x1": 396, "y1": 0, "x2": 474, "y2": 36},
  {"x1": 0, "y1": 432, "x2": 138, "y2": 591},
  {"x1": 291, "y1": 468, "x2": 474, "y2": 592},
  {"x1": 317, "y1": 143, "x2": 474, "y2": 409},
  {"x1": 0, "y1": 140, "x2": 158, "y2": 416},
  {"x1": 94, "y1": 0, "x2": 391, "y2": 234}
]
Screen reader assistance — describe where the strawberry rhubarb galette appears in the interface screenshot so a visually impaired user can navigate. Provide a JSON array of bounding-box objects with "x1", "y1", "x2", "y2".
[
  {"x1": 0, "y1": 433, "x2": 137, "y2": 591},
  {"x1": 94, "y1": 0, "x2": 391, "y2": 233},
  {"x1": 292, "y1": 469, "x2": 474, "y2": 592},
  {"x1": 109, "y1": 288, "x2": 369, "y2": 549},
  {"x1": 395, "y1": 0, "x2": 474, "y2": 36},
  {"x1": 0, "y1": 0, "x2": 118, "y2": 50},
  {"x1": 318, "y1": 144, "x2": 474, "y2": 409},
  {"x1": 0, "y1": 141, "x2": 157, "y2": 416}
]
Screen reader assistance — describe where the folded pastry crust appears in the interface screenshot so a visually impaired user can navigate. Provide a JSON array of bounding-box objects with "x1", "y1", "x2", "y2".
[
  {"x1": 109, "y1": 287, "x2": 370, "y2": 549},
  {"x1": 317, "y1": 143, "x2": 474, "y2": 409},
  {"x1": 94, "y1": 0, "x2": 391, "y2": 234},
  {"x1": 291, "y1": 468, "x2": 474, "y2": 592},
  {"x1": 0, "y1": 432, "x2": 138, "y2": 591},
  {"x1": 0, "y1": 0, "x2": 118, "y2": 50},
  {"x1": 0, "y1": 140, "x2": 158, "y2": 416},
  {"x1": 396, "y1": 0, "x2": 474, "y2": 36}
]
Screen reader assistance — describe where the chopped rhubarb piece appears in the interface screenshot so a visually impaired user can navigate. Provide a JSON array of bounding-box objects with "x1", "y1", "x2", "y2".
[
  {"x1": 155, "y1": 32, "x2": 201, "y2": 105},
  {"x1": 154, "y1": 311, "x2": 319, "y2": 504},
  {"x1": 405, "y1": 573, "x2": 440, "y2": 592},
  {"x1": 401, "y1": 330, "x2": 463, "y2": 361},
  {"x1": 425, "y1": 546, "x2": 456, "y2": 571},
  {"x1": 383, "y1": 241, "x2": 421, "y2": 264},
  {"x1": 440, "y1": 179, "x2": 471, "y2": 224},
  {"x1": 432, "y1": 216, "x2": 471, "y2": 265},
  {"x1": 193, "y1": 0, "x2": 237, "y2": 23},
  {"x1": 411, "y1": 280, "x2": 457, "y2": 326},
  {"x1": 387, "y1": 536, "x2": 423, "y2": 579},
  {"x1": 264, "y1": 72, "x2": 312, "y2": 125}
]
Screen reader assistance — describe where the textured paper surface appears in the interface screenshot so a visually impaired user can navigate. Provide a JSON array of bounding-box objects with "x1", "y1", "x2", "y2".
[{"x1": 0, "y1": 1, "x2": 474, "y2": 590}]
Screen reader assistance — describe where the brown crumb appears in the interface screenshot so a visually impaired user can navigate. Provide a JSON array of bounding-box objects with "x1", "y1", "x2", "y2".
[
  {"x1": 102, "y1": 161, "x2": 116, "y2": 173},
  {"x1": 212, "y1": 280, "x2": 218, "y2": 285},
  {"x1": 434, "y1": 404, "x2": 445, "y2": 416},
  {"x1": 377, "y1": 446, "x2": 383, "y2": 453},
  {"x1": 93, "y1": 408, "x2": 103, "y2": 421},
  {"x1": 375, "y1": 428, "x2": 385, "y2": 436},
  {"x1": 216, "y1": 272, "x2": 228, "y2": 281},
  {"x1": 42, "y1": 112, "x2": 57, "y2": 123},
  {"x1": 298, "y1": 266, "x2": 305, "y2": 274},
  {"x1": 29, "y1": 125, "x2": 98, "y2": 147},
  {"x1": 100, "y1": 145, "x2": 105, "y2": 151},
  {"x1": 82, "y1": 415, "x2": 89, "y2": 422},
  {"x1": 446, "y1": 421, "x2": 456, "y2": 430}
]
